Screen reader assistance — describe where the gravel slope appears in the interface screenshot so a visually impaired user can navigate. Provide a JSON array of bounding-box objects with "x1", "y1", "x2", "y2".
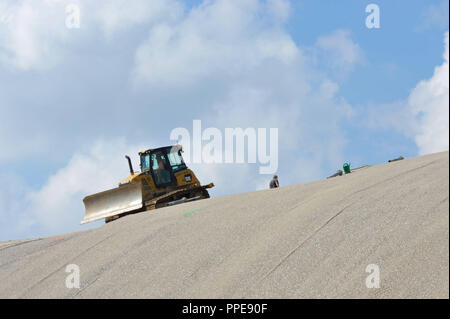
[{"x1": 0, "y1": 151, "x2": 448, "y2": 298}]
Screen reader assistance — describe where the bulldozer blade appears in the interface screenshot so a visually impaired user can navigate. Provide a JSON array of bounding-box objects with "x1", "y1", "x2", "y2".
[{"x1": 81, "y1": 183, "x2": 143, "y2": 224}]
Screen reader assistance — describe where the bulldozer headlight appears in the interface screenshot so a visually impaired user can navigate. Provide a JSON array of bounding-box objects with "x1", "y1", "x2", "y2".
[{"x1": 184, "y1": 174, "x2": 192, "y2": 182}]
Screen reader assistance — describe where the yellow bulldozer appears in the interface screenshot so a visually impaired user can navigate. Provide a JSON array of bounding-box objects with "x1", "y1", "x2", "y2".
[{"x1": 81, "y1": 145, "x2": 214, "y2": 224}]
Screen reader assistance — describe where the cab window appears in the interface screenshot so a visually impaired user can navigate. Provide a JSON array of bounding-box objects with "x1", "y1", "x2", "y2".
[
  {"x1": 151, "y1": 152, "x2": 168, "y2": 170},
  {"x1": 167, "y1": 149, "x2": 186, "y2": 172},
  {"x1": 151, "y1": 151, "x2": 173, "y2": 186},
  {"x1": 140, "y1": 154, "x2": 151, "y2": 171}
]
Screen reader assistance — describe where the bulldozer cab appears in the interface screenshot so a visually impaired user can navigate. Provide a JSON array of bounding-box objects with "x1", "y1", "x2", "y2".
[{"x1": 140, "y1": 146, "x2": 187, "y2": 188}]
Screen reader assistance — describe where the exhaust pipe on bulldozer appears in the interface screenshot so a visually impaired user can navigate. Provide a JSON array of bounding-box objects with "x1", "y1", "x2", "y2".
[{"x1": 125, "y1": 155, "x2": 134, "y2": 175}]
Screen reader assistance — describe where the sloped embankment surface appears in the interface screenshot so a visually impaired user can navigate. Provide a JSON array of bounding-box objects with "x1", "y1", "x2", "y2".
[{"x1": 0, "y1": 151, "x2": 448, "y2": 298}]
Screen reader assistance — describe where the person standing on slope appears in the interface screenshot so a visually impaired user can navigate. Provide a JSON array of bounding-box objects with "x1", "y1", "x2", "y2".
[{"x1": 269, "y1": 175, "x2": 279, "y2": 189}]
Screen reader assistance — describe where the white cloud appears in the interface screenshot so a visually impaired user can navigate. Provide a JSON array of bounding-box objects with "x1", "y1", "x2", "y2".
[
  {"x1": 265, "y1": 0, "x2": 291, "y2": 23},
  {"x1": 365, "y1": 31, "x2": 449, "y2": 156},
  {"x1": 0, "y1": 1, "x2": 69, "y2": 70},
  {"x1": 0, "y1": 0, "x2": 182, "y2": 70},
  {"x1": 133, "y1": 0, "x2": 300, "y2": 86},
  {"x1": 314, "y1": 29, "x2": 364, "y2": 79},
  {"x1": 408, "y1": 31, "x2": 449, "y2": 155},
  {"x1": 93, "y1": 0, "x2": 183, "y2": 39},
  {"x1": 417, "y1": 0, "x2": 449, "y2": 32}
]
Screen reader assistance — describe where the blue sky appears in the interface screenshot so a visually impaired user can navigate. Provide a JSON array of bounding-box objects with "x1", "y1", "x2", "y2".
[{"x1": 0, "y1": 0, "x2": 448, "y2": 241}]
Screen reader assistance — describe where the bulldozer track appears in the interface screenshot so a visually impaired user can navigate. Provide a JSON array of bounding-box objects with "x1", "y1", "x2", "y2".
[{"x1": 145, "y1": 184, "x2": 212, "y2": 210}]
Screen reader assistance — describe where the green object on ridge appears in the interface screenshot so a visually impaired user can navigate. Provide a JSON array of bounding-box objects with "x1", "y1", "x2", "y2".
[{"x1": 343, "y1": 162, "x2": 351, "y2": 174}]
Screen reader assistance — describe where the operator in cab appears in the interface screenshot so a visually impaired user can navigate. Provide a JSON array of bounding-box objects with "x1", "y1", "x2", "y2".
[{"x1": 154, "y1": 158, "x2": 171, "y2": 185}]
